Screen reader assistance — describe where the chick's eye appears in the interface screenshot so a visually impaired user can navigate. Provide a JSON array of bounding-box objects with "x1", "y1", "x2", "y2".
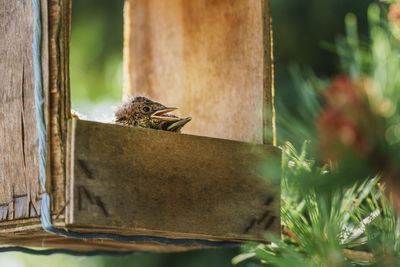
[{"x1": 142, "y1": 106, "x2": 150, "y2": 112}]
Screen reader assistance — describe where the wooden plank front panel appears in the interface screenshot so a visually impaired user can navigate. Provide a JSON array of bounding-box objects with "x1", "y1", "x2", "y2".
[
  {"x1": 124, "y1": 0, "x2": 268, "y2": 144},
  {"x1": 68, "y1": 119, "x2": 280, "y2": 241},
  {"x1": 0, "y1": 0, "x2": 43, "y2": 221}
]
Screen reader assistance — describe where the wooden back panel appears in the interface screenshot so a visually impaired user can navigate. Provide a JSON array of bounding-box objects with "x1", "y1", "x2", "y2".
[{"x1": 124, "y1": 0, "x2": 274, "y2": 144}]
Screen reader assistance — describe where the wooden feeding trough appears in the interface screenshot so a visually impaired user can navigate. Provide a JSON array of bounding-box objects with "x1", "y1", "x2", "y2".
[{"x1": 0, "y1": 0, "x2": 280, "y2": 252}]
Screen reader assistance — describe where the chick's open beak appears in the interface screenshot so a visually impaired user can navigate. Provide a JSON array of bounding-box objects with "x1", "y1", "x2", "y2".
[
  {"x1": 151, "y1": 107, "x2": 191, "y2": 132},
  {"x1": 151, "y1": 108, "x2": 179, "y2": 121},
  {"x1": 166, "y1": 117, "x2": 192, "y2": 131}
]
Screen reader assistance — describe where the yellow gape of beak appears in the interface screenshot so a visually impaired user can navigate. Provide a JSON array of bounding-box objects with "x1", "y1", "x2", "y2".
[{"x1": 150, "y1": 108, "x2": 179, "y2": 121}]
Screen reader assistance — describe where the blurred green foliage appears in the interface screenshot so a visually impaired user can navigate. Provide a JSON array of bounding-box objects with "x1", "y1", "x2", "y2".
[
  {"x1": 272, "y1": 0, "x2": 374, "y2": 116},
  {"x1": 70, "y1": 0, "x2": 123, "y2": 103},
  {"x1": 236, "y1": 2, "x2": 400, "y2": 265},
  {"x1": 236, "y1": 142, "x2": 399, "y2": 266},
  {"x1": 0, "y1": 248, "x2": 250, "y2": 267},
  {"x1": 69, "y1": 0, "x2": 375, "y2": 114}
]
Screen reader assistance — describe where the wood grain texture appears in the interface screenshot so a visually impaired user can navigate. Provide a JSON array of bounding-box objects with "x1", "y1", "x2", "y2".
[
  {"x1": 124, "y1": 0, "x2": 272, "y2": 144},
  {"x1": 0, "y1": 221, "x2": 203, "y2": 252},
  {"x1": 0, "y1": 0, "x2": 70, "y2": 228},
  {"x1": 48, "y1": 0, "x2": 71, "y2": 213},
  {"x1": 0, "y1": 217, "x2": 200, "y2": 252},
  {"x1": 67, "y1": 119, "x2": 280, "y2": 242},
  {"x1": 0, "y1": 231, "x2": 204, "y2": 253},
  {"x1": 0, "y1": 0, "x2": 43, "y2": 221}
]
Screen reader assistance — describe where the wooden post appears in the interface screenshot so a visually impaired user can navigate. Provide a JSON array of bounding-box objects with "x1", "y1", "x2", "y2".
[
  {"x1": 123, "y1": 0, "x2": 275, "y2": 144},
  {"x1": 47, "y1": 0, "x2": 72, "y2": 214}
]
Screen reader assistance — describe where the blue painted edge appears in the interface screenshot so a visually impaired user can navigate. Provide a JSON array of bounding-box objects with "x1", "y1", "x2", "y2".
[{"x1": 0, "y1": 246, "x2": 135, "y2": 257}]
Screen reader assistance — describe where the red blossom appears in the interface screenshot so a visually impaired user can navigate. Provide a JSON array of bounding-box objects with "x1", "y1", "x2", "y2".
[
  {"x1": 317, "y1": 75, "x2": 376, "y2": 162},
  {"x1": 388, "y1": 4, "x2": 400, "y2": 27}
]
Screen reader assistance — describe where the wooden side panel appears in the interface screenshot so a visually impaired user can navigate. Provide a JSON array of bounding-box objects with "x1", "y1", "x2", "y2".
[
  {"x1": 67, "y1": 119, "x2": 280, "y2": 242},
  {"x1": 124, "y1": 0, "x2": 270, "y2": 144},
  {"x1": 0, "y1": 0, "x2": 70, "y2": 226},
  {"x1": 0, "y1": 0, "x2": 44, "y2": 221}
]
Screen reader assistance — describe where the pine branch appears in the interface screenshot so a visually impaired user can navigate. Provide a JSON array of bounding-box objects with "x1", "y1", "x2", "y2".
[{"x1": 283, "y1": 227, "x2": 376, "y2": 264}]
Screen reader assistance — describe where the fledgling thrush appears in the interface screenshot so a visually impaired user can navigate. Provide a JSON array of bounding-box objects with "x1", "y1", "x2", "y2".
[{"x1": 115, "y1": 96, "x2": 191, "y2": 132}]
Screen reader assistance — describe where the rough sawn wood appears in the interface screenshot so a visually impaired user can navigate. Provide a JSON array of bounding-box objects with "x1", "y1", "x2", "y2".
[
  {"x1": 67, "y1": 119, "x2": 281, "y2": 242},
  {"x1": 0, "y1": 0, "x2": 43, "y2": 222}
]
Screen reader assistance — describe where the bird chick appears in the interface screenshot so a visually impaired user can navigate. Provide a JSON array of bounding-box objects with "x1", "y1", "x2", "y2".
[{"x1": 115, "y1": 96, "x2": 191, "y2": 132}]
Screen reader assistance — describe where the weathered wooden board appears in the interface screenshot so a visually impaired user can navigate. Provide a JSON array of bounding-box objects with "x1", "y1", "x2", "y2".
[
  {"x1": 48, "y1": 0, "x2": 72, "y2": 214},
  {"x1": 67, "y1": 119, "x2": 280, "y2": 242},
  {"x1": 124, "y1": 0, "x2": 274, "y2": 144},
  {"x1": 0, "y1": 0, "x2": 43, "y2": 221},
  {"x1": 0, "y1": 0, "x2": 70, "y2": 225},
  {"x1": 0, "y1": 217, "x2": 204, "y2": 252},
  {"x1": 0, "y1": 230, "x2": 203, "y2": 253}
]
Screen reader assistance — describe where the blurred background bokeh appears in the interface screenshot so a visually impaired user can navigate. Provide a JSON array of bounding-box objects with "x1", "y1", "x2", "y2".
[
  {"x1": 68, "y1": 0, "x2": 374, "y2": 123},
  {"x1": 1, "y1": 0, "x2": 375, "y2": 266}
]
